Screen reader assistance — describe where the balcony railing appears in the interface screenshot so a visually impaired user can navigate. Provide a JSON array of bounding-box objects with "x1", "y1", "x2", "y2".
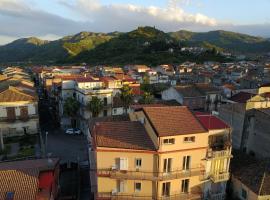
[
  {"x1": 96, "y1": 167, "x2": 204, "y2": 181},
  {"x1": 206, "y1": 149, "x2": 231, "y2": 160},
  {"x1": 208, "y1": 193, "x2": 226, "y2": 200},
  {"x1": 210, "y1": 172, "x2": 230, "y2": 183},
  {"x1": 97, "y1": 192, "x2": 201, "y2": 200},
  {"x1": 0, "y1": 114, "x2": 39, "y2": 122}
]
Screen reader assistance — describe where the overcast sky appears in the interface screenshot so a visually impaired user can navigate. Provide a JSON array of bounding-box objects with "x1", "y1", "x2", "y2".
[{"x1": 0, "y1": 0, "x2": 270, "y2": 45}]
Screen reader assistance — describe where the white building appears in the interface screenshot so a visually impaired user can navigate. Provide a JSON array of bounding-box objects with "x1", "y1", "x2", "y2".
[{"x1": 0, "y1": 86, "x2": 39, "y2": 137}]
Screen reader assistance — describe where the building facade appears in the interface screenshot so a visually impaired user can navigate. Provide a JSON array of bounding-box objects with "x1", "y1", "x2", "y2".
[
  {"x1": 90, "y1": 106, "x2": 232, "y2": 200},
  {"x1": 0, "y1": 86, "x2": 39, "y2": 137}
]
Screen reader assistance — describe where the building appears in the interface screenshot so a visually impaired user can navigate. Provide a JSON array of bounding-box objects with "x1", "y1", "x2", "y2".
[
  {"x1": 230, "y1": 151, "x2": 270, "y2": 200},
  {"x1": 90, "y1": 106, "x2": 232, "y2": 200},
  {"x1": 219, "y1": 87, "x2": 270, "y2": 150},
  {"x1": 241, "y1": 108, "x2": 270, "y2": 158},
  {"x1": 0, "y1": 158, "x2": 60, "y2": 200},
  {"x1": 0, "y1": 86, "x2": 39, "y2": 137},
  {"x1": 74, "y1": 77, "x2": 113, "y2": 135},
  {"x1": 162, "y1": 84, "x2": 222, "y2": 111}
]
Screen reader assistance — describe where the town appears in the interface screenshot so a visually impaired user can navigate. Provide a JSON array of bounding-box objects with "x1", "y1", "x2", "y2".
[{"x1": 0, "y1": 60, "x2": 269, "y2": 200}]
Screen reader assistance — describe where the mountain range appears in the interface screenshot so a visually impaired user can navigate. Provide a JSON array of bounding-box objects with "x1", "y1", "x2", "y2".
[{"x1": 0, "y1": 26, "x2": 270, "y2": 65}]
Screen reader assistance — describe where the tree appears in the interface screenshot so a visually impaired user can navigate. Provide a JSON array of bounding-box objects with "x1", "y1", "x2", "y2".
[
  {"x1": 120, "y1": 85, "x2": 133, "y2": 113},
  {"x1": 63, "y1": 97, "x2": 80, "y2": 128},
  {"x1": 139, "y1": 92, "x2": 154, "y2": 104},
  {"x1": 140, "y1": 74, "x2": 152, "y2": 93},
  {"x1": 87, "y1": 96, "x2": 104, "y2": 118}
]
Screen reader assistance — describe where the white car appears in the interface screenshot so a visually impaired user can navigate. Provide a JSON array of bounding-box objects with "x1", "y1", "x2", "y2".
[{"x1": 65, "y1": 128, "x2": 81, "y2": 135}]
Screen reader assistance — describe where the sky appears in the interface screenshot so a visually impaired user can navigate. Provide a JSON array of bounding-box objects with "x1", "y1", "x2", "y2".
[{"x1": 0, "y1": 0, "x2": 270, "y2": 45}]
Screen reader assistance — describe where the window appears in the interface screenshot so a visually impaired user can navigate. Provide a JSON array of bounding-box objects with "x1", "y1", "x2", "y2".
[
  {"x1": 184, "y1": 136, "x2": 195, "y2": 143},
  {"x1": 103, "y1": 110, "x2": 107, "y2": 117},
  {"x1": 135, "y1": 158, "x2": 142, "y2": 168},
  {"x1": 6, "y1": 107, "x2": 16, "y2": 121},
  {"x1": 5, "y1": 192, "x2": 14, "y2": 200},
  {"x1": 20, "y1": 106, "x2": 28, "y2": 120},
  {"x1": 163, "y1": 138, "x2": 175, "y2": 145},
  {"x1": 118, "y1": 180, "x2": 126, "y2": 193},
  {"x1": 104, "y1": 97, "x2": 108, "y2": 106},
  {"x1": 162, "y1": 182, "x2": 170, "y2": 197},
  {"x1": 181, "y1": 179, "x2": 189, "y2": 193},
  {"x1": 182, "y1": 156, "x2": 191, "y2": 170},
  {"x1": 135, "y1": 182, "x2": 141, "y2": 192},
  {"x1": 163, "y1": 158, "x2": 172, "y2": 173},
  {"x1": 241, "y1": 188, "x2": 247, "y2": 199},
  {"x1": 113, "y1": 109, "x2": 117, "y2": 114},
  {"x1": 119, "y1": 158, "x2": 128, "y2": 170}
]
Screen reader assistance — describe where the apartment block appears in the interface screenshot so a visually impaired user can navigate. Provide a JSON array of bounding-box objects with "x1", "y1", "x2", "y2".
[{"x1": 90, "y1": 106, "x2": 232, "y2": 200}]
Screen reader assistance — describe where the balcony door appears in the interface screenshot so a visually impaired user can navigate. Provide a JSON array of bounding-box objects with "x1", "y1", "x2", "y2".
[
  {"x1": 119, "y1": 158, "x2": 128, "y2": 170},
  {"x1": 182, "y1": 156, "x2": 191, "y2": 171},
  {"x1": 162, "y1": 182, "x2": 171, "y2": 197},
  {"x1": 163, "y1": 158, "x2": 172, "y2": 173}
]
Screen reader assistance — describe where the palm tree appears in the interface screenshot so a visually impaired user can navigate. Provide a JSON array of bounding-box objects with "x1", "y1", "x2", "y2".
[
  {"x1": 87, "y1": 96, "x2": 104, "y2": 118},
  {"x1": 120, "y1": 85, "x2": 133, "y2": 113},
  {"x1": 63, "y1": 97, "x2": 80, "y2": 128}
]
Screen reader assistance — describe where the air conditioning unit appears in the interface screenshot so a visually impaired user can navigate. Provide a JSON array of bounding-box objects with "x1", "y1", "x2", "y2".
[
  {"x1": 111, "y1": 165, "x2": 117, "y2": 170},
  {"x1": 111, "y1": 189, "x2": 117, "y2": 195}
]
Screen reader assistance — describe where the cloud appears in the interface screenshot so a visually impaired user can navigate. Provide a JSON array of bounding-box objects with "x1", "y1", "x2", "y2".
[
  {"x1": 0, "y1": 0, "x2": 270, "y2": 45},
  {"x1": 0, "y1": 0, "x2": 84, "y2": 42},
  {"x1": 62, "y1": 0, "x2": 217, "y2": 32}
]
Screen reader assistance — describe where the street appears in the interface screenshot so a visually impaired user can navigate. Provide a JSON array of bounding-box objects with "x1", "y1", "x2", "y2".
[{"x1": 39, "y1": 98, "x2": 89, "y2": 163}]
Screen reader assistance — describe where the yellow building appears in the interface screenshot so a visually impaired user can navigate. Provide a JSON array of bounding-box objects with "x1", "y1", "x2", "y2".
[{"x1": 90, "y1": 106, "x2": 232, "y2": 200}]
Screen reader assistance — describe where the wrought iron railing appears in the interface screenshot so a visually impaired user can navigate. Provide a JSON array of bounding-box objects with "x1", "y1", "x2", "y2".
[{"x1": 96, "y1": 167, "x2": 204, "y2": 181}]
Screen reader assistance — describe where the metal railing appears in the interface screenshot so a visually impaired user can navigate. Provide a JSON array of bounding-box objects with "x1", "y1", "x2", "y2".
[
  {"x1": 210, "y1": 172, "x2": 230, "y2": 183},
  {"x1": 0, "y1": 114, "x2": 39, "y2": 122},
  {"x1": 209, "y1": 193, "x2": 225, "y2": 200},
  {"x1": 96, "y1": 167, "x2": 204, "y2": 181},
  {"x1": 206, "y1": 149, "x2": 231, "y2": 159},
  {"x1": 97, "y1": 192, "x2": 201, "y2": 200}
]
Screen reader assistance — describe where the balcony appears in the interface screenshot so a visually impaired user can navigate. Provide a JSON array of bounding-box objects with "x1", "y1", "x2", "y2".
[
  {"x1": 97, "y1": 192, "x2": 201, "y2": 200},
  {"x1": 206, "y1": 149, "x2": 232, "y2": 160},
  {"x1": 210, "y1": 172, "x2": 230, "y2": 183},
  {"x1": 208, "y1": 193, "x2": 225, "y2": 200},
  {"x1": 96, "y1": 167, "x2": 204, "y2": 181},
  {"x1": 0, "y1": 114, "x2": 39, "y2": 122}
]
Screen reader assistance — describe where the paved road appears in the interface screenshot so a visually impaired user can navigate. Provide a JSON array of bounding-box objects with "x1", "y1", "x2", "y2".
[{"x1": 39, "y1": 99, "x2": 89, "y2": 163}]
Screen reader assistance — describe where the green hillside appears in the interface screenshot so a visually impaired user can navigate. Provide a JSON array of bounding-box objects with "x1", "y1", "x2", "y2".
[
  {"x1": 70, "y1": 27, "x2": 228, "y2": 65},
  {"x1": 0, "y1": 27, "x2": 269, "y2": 64},
  {"x1": 0, "y1": 32, "x2": 115, "y2": 63},
  {"x1": 169, "y1": 30, "x2": 270, "y2": 53}
]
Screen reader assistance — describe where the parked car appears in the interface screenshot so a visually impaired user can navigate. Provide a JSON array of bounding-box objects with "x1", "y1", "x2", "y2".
[{"x1": 65, "y1": 128, "x2": 81, "y2": 135}]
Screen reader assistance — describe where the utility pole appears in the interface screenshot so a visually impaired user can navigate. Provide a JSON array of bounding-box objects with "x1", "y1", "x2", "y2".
[{"x1": 0, "y1": 129, "x2": 4, "y2": 151}]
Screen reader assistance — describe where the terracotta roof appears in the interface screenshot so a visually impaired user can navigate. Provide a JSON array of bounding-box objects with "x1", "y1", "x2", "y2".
[
  {"x1": 195, "y1": 112, "x2": 230, "y2": 130},
  {"x1": 229, "y1": 92, "x2": 255, "y2": 103},
  {"x1": 143, "y1": 106, "x2": 207, "y2": 137},
  {"x1": 130, "y1": 85, "x2": 143, "y2": 95},
  {"x1": 89, "y1": 115, "x2": 130, "y2": 131},
  {"x1": 231, "y1": 151, "x2": 270, "y2": 195},
  {"x1": 0, "y1": 169, "x2": 39, "y2": 200},
  {"x1": 113, "y1": 74, "x2": 135, "y2": 82},
  {"x1": 76, "y1": 77, "x2": 101, "y2": 83},
  {"x1": 94, "y1": 121, "x2": 156, "y2": 151},
  {"x1": 0, "y1": 86, "x2": 37, "y2": 102},
  {"x1": 0, "y1": 158, "x2": 59, "y2": 200}
]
